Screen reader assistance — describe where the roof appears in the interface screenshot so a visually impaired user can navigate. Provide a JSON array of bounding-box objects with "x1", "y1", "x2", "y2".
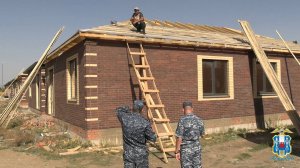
[
  {"x1": 4, "y1": 79, "x2": 14, "y2": 87},
  {"x1": 4, "y1": 62, "x2": 36, "y2": 87},
  {"x1": 46, "y1": 19, "x2": 300, "y2": 61},
  {"x1": 23, "y1": 62, "x2": 37, "y2": 75}
]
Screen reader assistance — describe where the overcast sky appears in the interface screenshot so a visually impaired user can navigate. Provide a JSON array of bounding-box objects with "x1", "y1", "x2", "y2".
[{"x1": 0, "y1": 0, "x2": 300, "y2": 86}]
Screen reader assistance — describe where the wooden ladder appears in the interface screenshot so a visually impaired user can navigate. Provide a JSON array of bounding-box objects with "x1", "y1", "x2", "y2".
[{"x1": 126, "y1": 42, "x2": 175, "y2": 163}]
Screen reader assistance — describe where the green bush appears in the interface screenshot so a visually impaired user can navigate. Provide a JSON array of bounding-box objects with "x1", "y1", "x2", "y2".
[{"x1": 7, "y1": 117, "x2": 24, "y2": 129}]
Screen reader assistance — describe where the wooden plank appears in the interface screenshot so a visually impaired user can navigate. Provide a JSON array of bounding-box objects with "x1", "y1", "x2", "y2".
[
  {"x1": 239, "y1": 20, "x2": 300, "y2": 135},
  {"x1": 157, "y1": 132, "x2": 174, "y2": 137},
  {"x1": 143, "y1": 89, "x2": 159, "y2": 93},
  {"x1": 139, "y1": 77, "x2": 155, "y2": 81},
  {"x1": 163, "y1": 147, "x2": 175, "y2": 152},
  {"x1": 147, "y1": 104, "x2": 165, "y2": 108},
  {"x1": 0, "y1": 27, "x2": 64, "y2": 127},
  {"x1": 276, "y1": 30, "x2": 300, "y2": 66},
  {"x1": 134, "y1": 65, "x2": 150, "y2": 68},
  {"x1": 153, "y1": 118, "x2": 170, "y2": 122},
  {"x1": 130, "y1": 52, "x2": 146, "y2": 55}
]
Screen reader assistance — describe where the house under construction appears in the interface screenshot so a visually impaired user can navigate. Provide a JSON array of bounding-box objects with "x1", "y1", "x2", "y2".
[{"x1": 11, "y1": 20, "x2": 300, "y2": 144}]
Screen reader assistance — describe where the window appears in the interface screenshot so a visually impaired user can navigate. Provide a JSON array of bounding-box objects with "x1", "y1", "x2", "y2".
[
  {"x1": 253, "y1": 59, "x2": 280, "y2": 98},
  {"x1": 66, "y1": 55, "x2": 79, "y2": 103},
  {"x1": 203, "y1": 60, "x2": 228, "y2": 96},
  {"x1": 198, "y1": 55, "x2": 234, "y2": 101}
]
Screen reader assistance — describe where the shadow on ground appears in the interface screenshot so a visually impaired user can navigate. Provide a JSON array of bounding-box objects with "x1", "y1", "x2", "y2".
[{"x1": 237, "y1": 128, "x2": 300, "y2": 157}]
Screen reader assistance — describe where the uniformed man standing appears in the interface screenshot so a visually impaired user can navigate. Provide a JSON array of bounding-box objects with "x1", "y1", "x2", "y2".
[
  {"x1": 175, "y1": 101, "x2": 205, "y2": 168},
  {"x1": 116, "y1": 100, "x2": 157, "y2": 168}
]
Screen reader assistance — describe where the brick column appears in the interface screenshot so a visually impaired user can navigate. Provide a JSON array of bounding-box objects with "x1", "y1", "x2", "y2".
[
  {"x1": 40, "y1": 67, "x2": 46, "y2": 113},
  {"x1": 19, "y1": 74, "x2": 29, "y2": 108},
  {"x1": 84, "y1": 41, "x2": 100, "y2": 140}
]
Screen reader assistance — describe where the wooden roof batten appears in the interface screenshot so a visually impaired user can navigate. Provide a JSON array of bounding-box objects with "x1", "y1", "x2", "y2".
[{"x1": 46, "y1": 20, "x2": 300, "y2": 61}]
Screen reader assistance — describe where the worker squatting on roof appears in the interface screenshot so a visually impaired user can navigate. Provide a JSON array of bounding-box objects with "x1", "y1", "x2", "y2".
[{"x1": 130, "y1": 7, "x2": 146, "y2": 34}]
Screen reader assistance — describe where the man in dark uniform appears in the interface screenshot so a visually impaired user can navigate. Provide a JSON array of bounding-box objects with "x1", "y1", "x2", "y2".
[
  {"x1": 175, "y1": 101, "x2": 205, "y2": 168},
  {"x1": 130, "y1": 7, "x2": 146, "y2": 34},
  {"x1": 116, "y1": 100, "x2": 157, "y2": 168}
]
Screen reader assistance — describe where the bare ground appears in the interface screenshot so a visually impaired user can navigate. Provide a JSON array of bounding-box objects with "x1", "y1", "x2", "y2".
[
  {"x1": 0, "y1": 136, "x2": 299, "y2": 168},
  {"x1": 1, "y1": 100, "x2": 299, "y2": 168}
]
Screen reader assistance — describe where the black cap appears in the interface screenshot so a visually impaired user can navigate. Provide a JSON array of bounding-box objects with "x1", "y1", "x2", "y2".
[
  {"x1": 183, "y1": 101, "x2": 193, "y2": 108},
  {"x1": 133, "y1": 100, "x2": 144, "y2": 111}
]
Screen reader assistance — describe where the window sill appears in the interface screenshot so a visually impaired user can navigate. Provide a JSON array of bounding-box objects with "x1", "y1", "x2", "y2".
[
  {"x1": 67, "y1": 99, "x2": 79, "y2": 104},
  {"x1": 199, "y1": 96, "x2": 233, "y2": 101},
  {"x1": 254, "y1": 95, "x2": 278, "y2": 99}
]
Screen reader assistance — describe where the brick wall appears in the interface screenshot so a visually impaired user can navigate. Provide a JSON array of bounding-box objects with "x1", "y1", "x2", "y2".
[
  {"x1": 45, "y1": 42, "x2": 87, "y2": 130},
  {"x1": 27, "y1": 70, "x2": 41, "y2": 112},
  {"x1": 85, "y1": 40, "x2": 300, "y2": 131},
  {"x1": 19, "y1": 74, "x2": 29, "y2": 108},
  {"x1": 27, "y1": 39, "x2": 300, "y2": 140}
]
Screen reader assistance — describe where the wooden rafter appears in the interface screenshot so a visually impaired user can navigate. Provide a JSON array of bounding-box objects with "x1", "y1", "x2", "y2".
[{"x1": 46, "y1": 20, "x2": 300, "y2": 61}]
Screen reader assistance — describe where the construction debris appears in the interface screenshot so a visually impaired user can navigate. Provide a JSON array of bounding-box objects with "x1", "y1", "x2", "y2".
[{"x1": 20, "y1": 115, "x2": 55, "y2": 130}]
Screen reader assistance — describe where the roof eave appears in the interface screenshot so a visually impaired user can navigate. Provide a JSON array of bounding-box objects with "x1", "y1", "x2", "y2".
[
  {"x1": 45, "y1": 31, "x2": 85, "y2": 63},
  {"x1": 46, "y1": 31, "x2": 300, "y2": 61},
  {"x1": 79, "y1": 31, "x2": 300, "y2": 54}
]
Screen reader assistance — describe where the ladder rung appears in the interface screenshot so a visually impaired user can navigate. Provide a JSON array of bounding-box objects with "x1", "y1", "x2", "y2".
[
  {"x1": 134, "y1": 65, "x2": 150, "y2": 68},
  {"x1": 158, "y1": 132, "x2": 174, "y2": 137},
  {"x1": 153, "y1": 118, "x2": 170, "y2": 122},
  {"x1": 163, "y1": 147, "x2": 175, "y2": 153},
  {"x1": 130, "y1": 52, "x2": 146, "y2": 55},
  {"x1": 139, "y1": 77, "x2": 154, "y2": 81},
  {"x1": 143, "y1": 89, "x2": 159, "y2": 93},
  {"x1": 148, "y1": 104, "x2": 165, "y2": 108}
]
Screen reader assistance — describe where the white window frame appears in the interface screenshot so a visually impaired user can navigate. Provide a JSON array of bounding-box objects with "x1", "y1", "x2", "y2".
[
  {"x1": 197, "y1": 55, "x2": 234, "y2": 101},
  {"x1": 253, "y1": 59, "x2": 281, "y2": 99},
  {"x1": 66, "y1": 54, "x2": 79, "y2": 104}
]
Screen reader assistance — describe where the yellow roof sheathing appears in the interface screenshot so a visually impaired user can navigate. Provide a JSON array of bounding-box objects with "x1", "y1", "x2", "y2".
[{"x1": 46, "y1": 20, "x2": 300, "y2": 61}]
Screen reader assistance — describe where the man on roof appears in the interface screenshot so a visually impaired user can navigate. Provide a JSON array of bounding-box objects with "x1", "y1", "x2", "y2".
[{"x1": 130, "y1": 7, "x2": 146, "y2": 34}]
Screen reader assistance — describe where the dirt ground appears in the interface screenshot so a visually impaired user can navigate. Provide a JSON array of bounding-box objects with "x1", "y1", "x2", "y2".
[
  {"x1": 1, "y1": 99, "x2": 299, "y2": 168},
  {"x1": 0, "y1": 135, "x2": 299, "y2": 168}
]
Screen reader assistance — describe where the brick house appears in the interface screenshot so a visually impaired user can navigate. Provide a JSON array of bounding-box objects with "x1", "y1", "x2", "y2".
[
  {"x1": 26, "y1": 20, "x2": 300, "y2": 141},
  {"x1": 3, "y1": 62, "x2": 36, "y2": 108}
]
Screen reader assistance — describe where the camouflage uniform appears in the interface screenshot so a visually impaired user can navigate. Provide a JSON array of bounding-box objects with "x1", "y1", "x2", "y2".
[
  {"x1": 176, "y1": 113, "x2": 205, "y2": 168},
  {"x1": 116, "y1": 106, "x2": 157, "y2": 168}
]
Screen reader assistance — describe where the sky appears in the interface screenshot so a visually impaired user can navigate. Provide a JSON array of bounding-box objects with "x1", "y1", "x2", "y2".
[{"x1": 0, "y1": 0, "x2": 300, "y2": 86}]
